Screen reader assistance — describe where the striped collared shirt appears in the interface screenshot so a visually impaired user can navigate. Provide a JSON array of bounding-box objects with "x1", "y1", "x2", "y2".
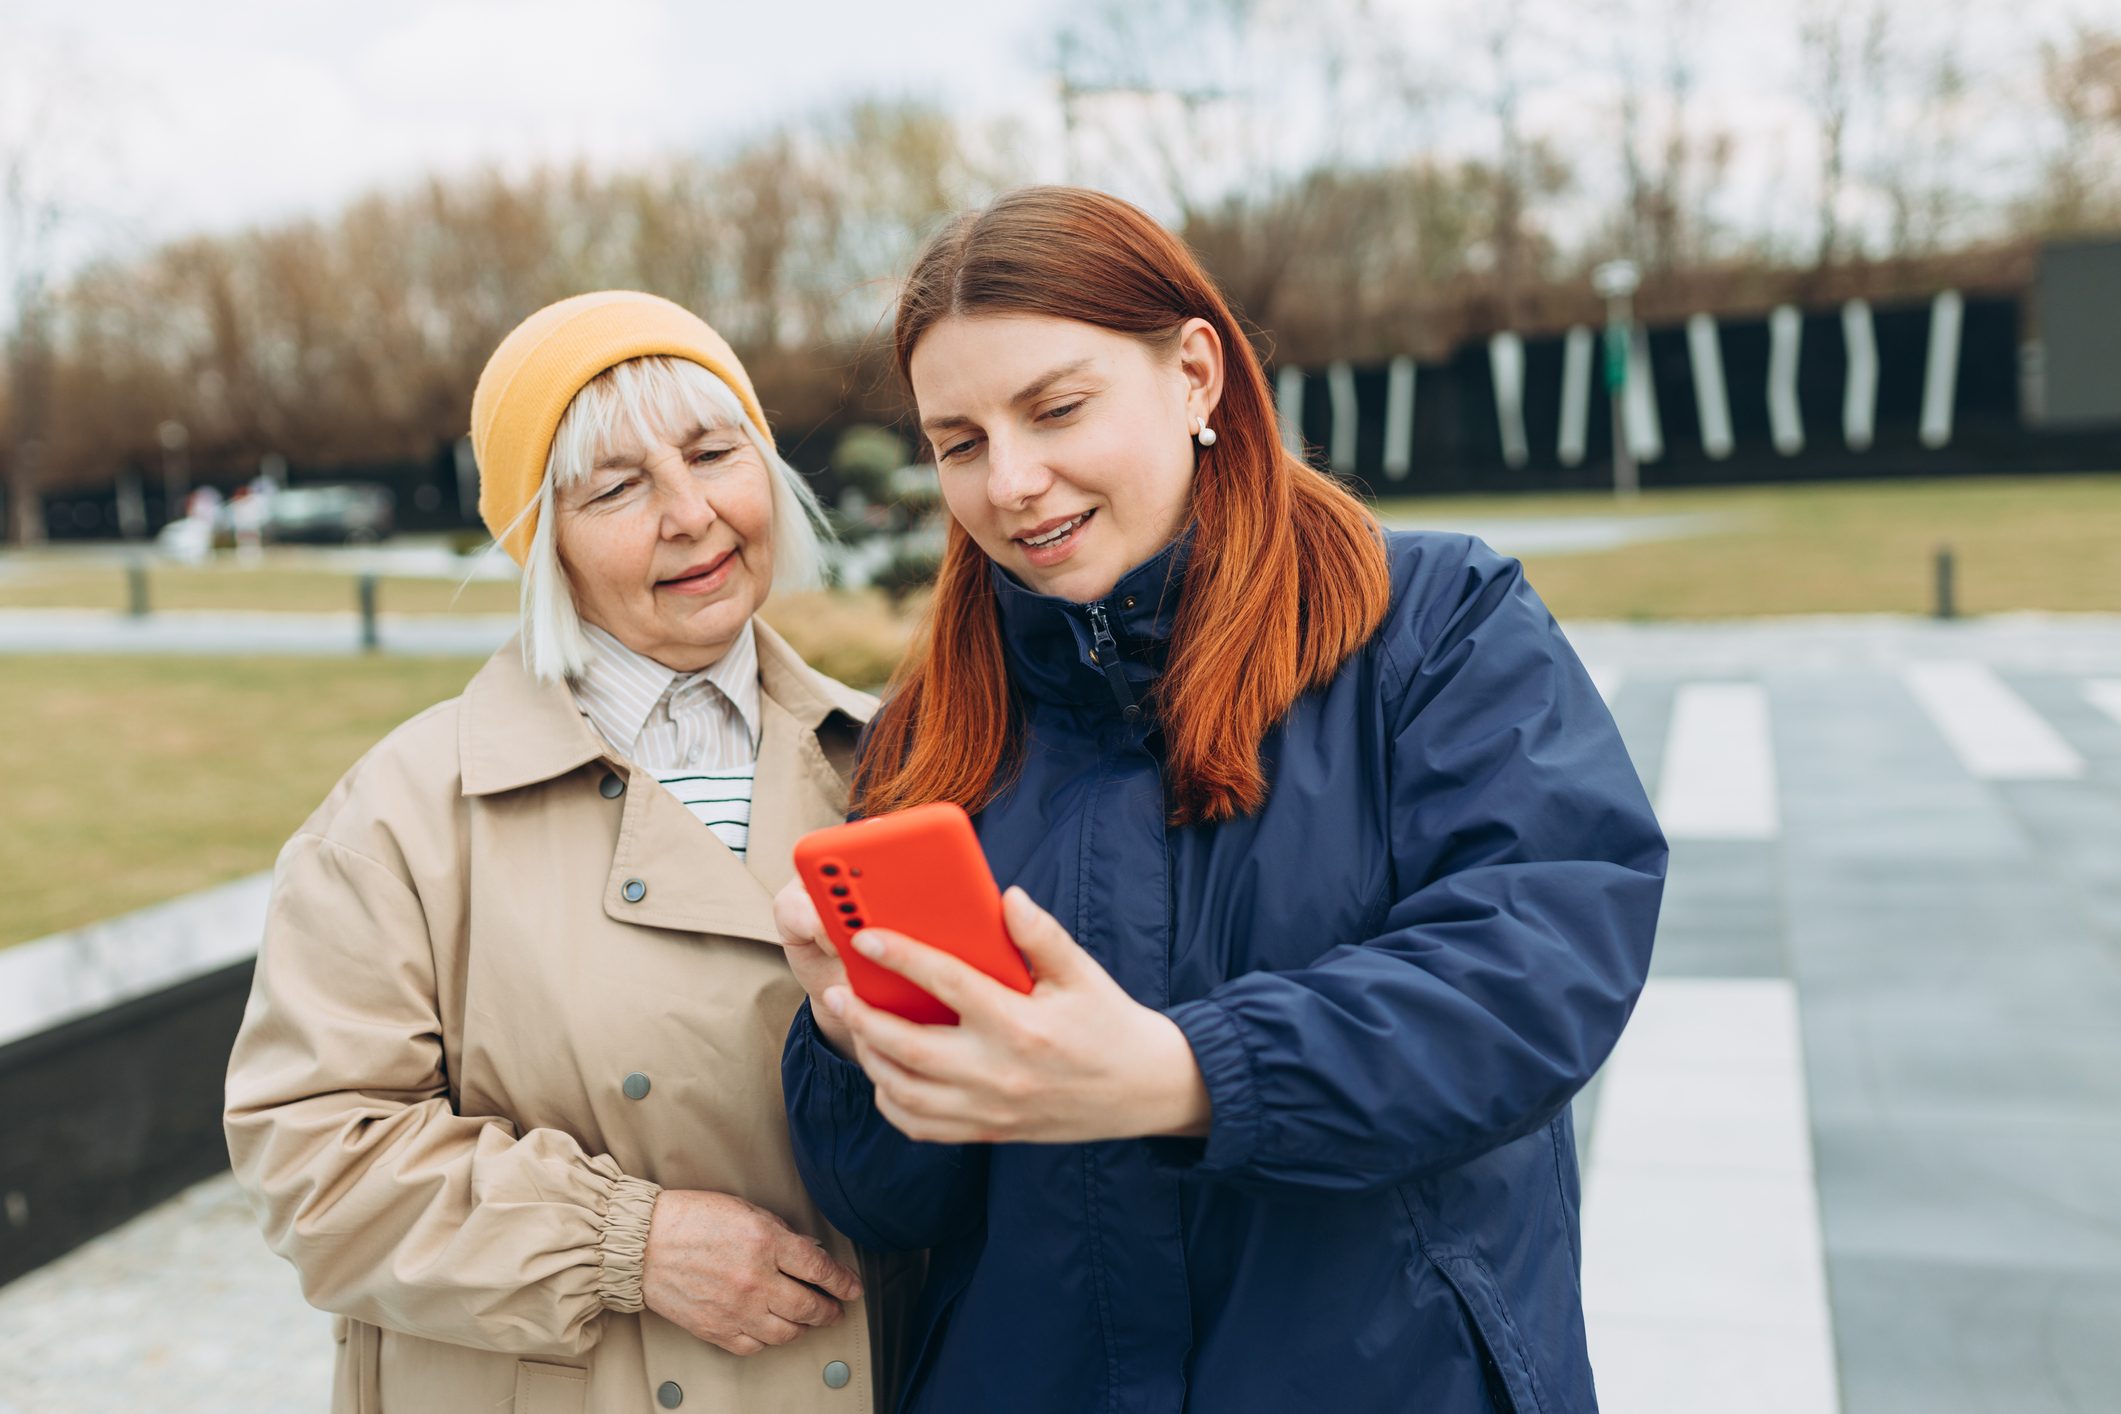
[{"x1": 573, "y1": 620, "x2": 761, "y2": 858}]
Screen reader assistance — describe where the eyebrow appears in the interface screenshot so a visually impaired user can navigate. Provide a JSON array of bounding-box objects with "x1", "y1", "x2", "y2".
[
  {"x1": 590, "y1": 423, "x2": 730, "y2": 473},
  {"x1": 920, "y1": 359, "x2": 1096, "y2": 437}
]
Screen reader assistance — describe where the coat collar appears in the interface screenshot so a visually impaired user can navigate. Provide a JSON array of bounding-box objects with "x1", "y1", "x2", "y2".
[
  {"x1": 458, "y1": 618, "x2": 873, "y2": 798},
  {"x1": 992, "y1": 525, "x2": 1193, "y2": 710},
  {"x1": 458, "y1": 618, "x2": 876, "y2": 947}
]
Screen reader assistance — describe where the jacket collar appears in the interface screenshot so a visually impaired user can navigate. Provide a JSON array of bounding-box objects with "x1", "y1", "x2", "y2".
[
  {"x1": 993, "y1": 525, "x2": 1193, "y2": 710},
  {"x1": 459, "y1": 617, "x2": 873, "y2": 798}
]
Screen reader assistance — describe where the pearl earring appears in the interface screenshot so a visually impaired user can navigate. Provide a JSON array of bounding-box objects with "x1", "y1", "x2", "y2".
[{"x1": 1194, "y1": 417, "x2": 1217, "y2": 447}]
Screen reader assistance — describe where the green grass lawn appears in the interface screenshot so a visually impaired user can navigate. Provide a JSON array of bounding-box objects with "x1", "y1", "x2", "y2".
[
  {"x1": 1371, "y1": 474, "x2": 2121, "y2": 618},
  {"x1": 0, "y1": 654, "x2": 485, "y2": 949},
  {"x1": 3, "y1": 474, "x2": 2114, "y2": 947},
  {"x1": 5, "y1": 476, "x2": 2114, "y2": 620}
]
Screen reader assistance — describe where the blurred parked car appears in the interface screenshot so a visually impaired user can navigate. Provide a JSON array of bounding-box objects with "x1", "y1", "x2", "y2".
[
  {"x1": 153, "y1": 481, "x2": 396, "y2": 555},
  {"x1": 262, "y1": 483, "x2": 395, "y2": 543}
]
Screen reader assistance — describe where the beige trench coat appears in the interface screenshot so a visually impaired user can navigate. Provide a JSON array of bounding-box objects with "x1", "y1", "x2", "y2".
[{"x1": 224, "y1": 622, "x2": 915, "y2": 1414}]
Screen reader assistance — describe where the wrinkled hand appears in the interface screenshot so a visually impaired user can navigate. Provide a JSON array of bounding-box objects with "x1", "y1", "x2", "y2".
[
  {"x1": 641, "y1": 1190, "x2": 862, "y2": 1357},
  {"x1": 772, "y1": 877, "x2": 856, "y2": 1053},
  {"x1": 824, "y1": 887, "x2": 1212, "y2": 1146}
]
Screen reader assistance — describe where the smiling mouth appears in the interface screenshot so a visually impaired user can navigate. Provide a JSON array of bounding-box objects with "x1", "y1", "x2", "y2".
[
  {"x1": 659, "y1": 551, "x2": 734, "y2": 587},
  {"x1": 1017, "y1": 510, "x2": 1094, "y2": 548}
]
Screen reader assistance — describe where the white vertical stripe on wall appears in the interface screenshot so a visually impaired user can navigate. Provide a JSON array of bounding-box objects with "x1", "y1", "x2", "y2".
[
  {"x1": 1275, "y1": 364, "x2": 1306, "y2": 455},
  {"x1": 1685, "y1": 314, "x2": 1734, "y2": 460},
  {"x1": 1625, "y1": 326, "x2": 1664, "y2": 463},
  {"x1": 1841, "y1": 299, "x2": 1878, "y2": 451},
  {"x1": 1382, "y1": 356, "x2": 1417, "y2": 481},
  {"x1": 1921, "y1": 290, "x2": 1964, "y2": 449},
  {"x1": 1767, "y1": 305, "x2": 1806, "y2": 455},
  {"x1": 1327, "y1": 360, "x2": 1360, "y2": 473},
  {"x1": 1489, "y1": 332, "x2": 1530, "y2": 469},
  {"x1": 1558, "y1": 325, "x2": 1593, "y2": 467}
]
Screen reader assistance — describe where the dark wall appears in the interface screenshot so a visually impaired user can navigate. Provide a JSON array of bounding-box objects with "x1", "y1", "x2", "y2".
[
  {"x1": 0, "y1": 963, "x2": 253, "y2": 1285},
  {"x1": 1278, "y1": 293, "x2": 2121, "y2": 495}
]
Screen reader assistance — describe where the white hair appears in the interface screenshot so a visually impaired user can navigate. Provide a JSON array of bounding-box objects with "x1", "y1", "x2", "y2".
[{"x1": 486, "y1": 355, "x2": 833, "y2": 683}]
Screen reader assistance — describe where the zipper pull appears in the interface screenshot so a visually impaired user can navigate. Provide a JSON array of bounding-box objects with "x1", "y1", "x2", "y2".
[{"x1": 1086, "y1": 603, "x2": 1142, "y2": 721}]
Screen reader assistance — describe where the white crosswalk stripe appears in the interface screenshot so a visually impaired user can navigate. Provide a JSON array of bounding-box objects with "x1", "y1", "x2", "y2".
[
  {"x1": 1902, "y1": 661, "x2": 2085, "y2": 779},
  {"x1": 2086, "y1": 679, "x2": 2121, "y2": 733},
  {"x1": 1655, "y1": 683, "x2": 1778, "y2": 839},
  {"x1": 1582, "y1": 979, "x2": 1840, "y2": 1414}
]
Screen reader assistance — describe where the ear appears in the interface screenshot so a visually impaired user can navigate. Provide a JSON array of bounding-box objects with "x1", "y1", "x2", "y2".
[{"x1": 1175, "y1": 317, "x2": 1225, "y2": 427}]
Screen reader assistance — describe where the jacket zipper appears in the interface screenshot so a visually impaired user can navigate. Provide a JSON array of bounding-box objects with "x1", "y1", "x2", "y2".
[{"x1": 1085, "y1": 603, "x2": 1143, "y2": 722}]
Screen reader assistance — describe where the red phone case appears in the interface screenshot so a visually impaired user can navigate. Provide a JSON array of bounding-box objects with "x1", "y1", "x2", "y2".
[{"x1": 793, "y1": 801, "x2": 1033, "y2": 1025}]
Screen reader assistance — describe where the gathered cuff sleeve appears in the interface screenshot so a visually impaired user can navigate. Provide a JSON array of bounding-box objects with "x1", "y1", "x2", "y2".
[{"x1": 595, "y1": 1173, "x2": 662, "y2": 1313}]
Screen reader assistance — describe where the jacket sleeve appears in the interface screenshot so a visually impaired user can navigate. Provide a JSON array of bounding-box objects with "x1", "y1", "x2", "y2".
[
  {"x1": 224, "y1": 829, "x2": 660, "y2": 1356},
  {"x1": 782, "y1": 998, "x2": 989, "y2": 1253},
  {"x1": 1152, "y1": 542, "x2": 1667, "y2": 1194}
]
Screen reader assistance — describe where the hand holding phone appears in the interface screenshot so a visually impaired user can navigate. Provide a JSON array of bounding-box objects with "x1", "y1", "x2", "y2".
[{"x1": 792, "y1": 802, "x2": 1033, "y2": 1025}]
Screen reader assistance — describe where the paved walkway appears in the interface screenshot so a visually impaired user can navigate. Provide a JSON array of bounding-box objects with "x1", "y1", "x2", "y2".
[
  {"x1": 4, "y1": 613, "x2": 2120, "y2": 1411},
  {"x1": 0, "y1": 606, "x2": 515, "y2": 656}
]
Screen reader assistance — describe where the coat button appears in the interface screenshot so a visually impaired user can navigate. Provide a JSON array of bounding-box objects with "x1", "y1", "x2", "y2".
[
  {"x1": 622, "y1": 1072, "x2": 650, "y2": 1100},
  {"x1": 600, "y1": 772, "x2": 625, "y2": 799},
  {"x1": 822, "y1": 1361, "x2": 850, "y2": 1389},
  {"x1": 622, "y1": 878, "x2": 647, "y2": 903},
  {"x1": 657, "y1": 1381, "x2": 683, "y2": 1407}
]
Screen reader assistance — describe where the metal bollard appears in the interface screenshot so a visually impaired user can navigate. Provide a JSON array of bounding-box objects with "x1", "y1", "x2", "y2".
[
  {"x1": 357, "y1": 574, "x2": 379, "y2": 651},
  {"x1": 1933, "y1": 545, "x2": 1956, "y2": 621},
  {"x1": 126, "y1": 559, "x2": 149, "y2": 618}
]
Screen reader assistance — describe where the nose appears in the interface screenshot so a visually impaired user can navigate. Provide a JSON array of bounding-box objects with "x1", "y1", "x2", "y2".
[
  {"x1": 984, "y1": 430, "x2": 1052, "y2": 511},
  {"x1": 655, "y1": 463, "x2": 718, "y2": 539}
]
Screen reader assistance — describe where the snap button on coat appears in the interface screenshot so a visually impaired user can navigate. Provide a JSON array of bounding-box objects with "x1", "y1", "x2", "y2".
[
  {"x1": 622, "y1": 877, "x2": 647, "y2": 903},
  {"x1": 622, "y1": 1072, "x2": 650, "y2": 1100},
  {"x1": 657, "y1": 1380, "x2": 684, "y2": 1407},
  {"x1": 600, "y1": 772, "x2": 626, "y2": 798},
  {"x1": 823, "y1": 1361, "x2": 851, "y2": 1389}
]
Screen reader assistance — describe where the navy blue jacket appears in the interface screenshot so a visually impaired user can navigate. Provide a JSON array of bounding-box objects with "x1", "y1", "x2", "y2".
[{"x1": 783, "y1": 530, "x2": 1667, "y2": 1413}]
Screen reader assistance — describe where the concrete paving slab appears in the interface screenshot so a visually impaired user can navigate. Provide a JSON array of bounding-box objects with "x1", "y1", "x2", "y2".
[{"x1": 1826, "y1": 1258, "x2": 2121, "y2": 1414}]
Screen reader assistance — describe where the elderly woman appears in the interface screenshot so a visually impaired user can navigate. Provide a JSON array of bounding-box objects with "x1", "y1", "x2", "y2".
[{"x1": 225, "y1": 292, "x2": 907, "y2": 1414}]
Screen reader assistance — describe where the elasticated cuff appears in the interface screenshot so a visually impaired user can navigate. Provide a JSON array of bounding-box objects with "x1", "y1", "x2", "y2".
[
  {"x1": 791, "y1": 998, "x2": 880, "y2": 1121},
  {"x1": 1146, "y1": 997, "x2": 1264, "y2": 1177},
  {"x1": 595, "y1": 1174, "x2": 663, "y2": 1312}
]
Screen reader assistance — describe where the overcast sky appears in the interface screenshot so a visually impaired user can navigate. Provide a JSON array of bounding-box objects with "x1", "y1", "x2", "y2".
[
  {"x1": 4, "y1": 0, "x2": 1050, "y2": 246},
  {"x1": 3, "y1": 0, "x2": 2113, "y2": 279}
]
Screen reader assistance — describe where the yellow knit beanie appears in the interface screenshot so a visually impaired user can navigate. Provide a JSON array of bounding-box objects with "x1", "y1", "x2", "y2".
[{"x1": 469, "y1": 291, "x2": 773, "y2": 564}]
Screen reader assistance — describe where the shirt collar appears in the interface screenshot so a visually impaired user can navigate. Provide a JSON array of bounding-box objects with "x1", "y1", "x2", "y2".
[
  {"x1": 574, "y1": 619, "x2": 761, "y2": 756},
  {"x1": 459, "y1": 618, "x2": 876, "y2": 798}
]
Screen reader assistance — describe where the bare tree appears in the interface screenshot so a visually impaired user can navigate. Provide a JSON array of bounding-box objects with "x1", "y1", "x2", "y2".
[
  {"x1": 2, "y1": 58, "x2": 72, "y2": 542},
  {"x1": 2030, "y1": 24, "x2": 2121, "y2": 236},
  {"x1": 1800, "y1": 0, "x2": 1891, "y2": 267}
]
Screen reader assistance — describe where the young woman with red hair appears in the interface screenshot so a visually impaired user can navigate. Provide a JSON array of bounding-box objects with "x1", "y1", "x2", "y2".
[{"x1": 772, "y1": 187, "x2": 1666, "y2": 1413}]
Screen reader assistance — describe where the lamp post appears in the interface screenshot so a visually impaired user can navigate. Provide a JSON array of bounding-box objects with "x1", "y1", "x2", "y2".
[
  {"x1": 156, "y1": 420, "x2": 190, "y2": 525},
  {"x1": 1592, "y1": 259, "x2": 1640, "y2": 500}
]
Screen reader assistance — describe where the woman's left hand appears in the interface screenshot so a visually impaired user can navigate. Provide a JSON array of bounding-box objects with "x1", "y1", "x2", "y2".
[{"x1": 824, "y1": 887, "x2": 1211, "y2": 1146}]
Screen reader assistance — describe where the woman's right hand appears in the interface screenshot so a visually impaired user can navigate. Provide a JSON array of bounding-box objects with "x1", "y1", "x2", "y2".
[
  {"x1": 772, "y1": 878, "x2": 856, "y2": 1053},
  {"x1": 641, "y1": 1190, "x2": 863, "y2": 1356}
]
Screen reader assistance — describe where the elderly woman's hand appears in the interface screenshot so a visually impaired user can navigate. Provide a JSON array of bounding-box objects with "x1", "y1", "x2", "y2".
[
  {"x1": 641, "y1": 1190, "x2": 862, "y2": 1356},
  {"x1": 822, "y1": 887, "x2": 1213, "y2": 1146},
  {"x1": 772, "y1": 878, "x2": 857, "y2": 1053}
]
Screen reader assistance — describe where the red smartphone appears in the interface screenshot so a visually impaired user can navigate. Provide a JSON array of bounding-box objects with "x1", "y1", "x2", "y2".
[{"x1": 792, "y1": 801, "x2": 1033, "y2": 1025}]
